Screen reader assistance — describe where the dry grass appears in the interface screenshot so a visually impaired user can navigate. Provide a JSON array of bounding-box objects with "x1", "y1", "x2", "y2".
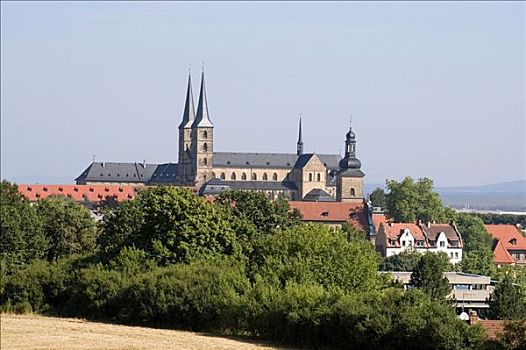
[{"x1": 1, "y1": 313, "x2": 291, "y2": 350}]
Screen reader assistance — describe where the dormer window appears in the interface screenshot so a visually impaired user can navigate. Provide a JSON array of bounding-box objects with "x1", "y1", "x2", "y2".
[
  {"x1": 321, "y1": 211, "x2": 329, "y2": 217},
  {"x1": 510, "y1": 238, "x2": 518, "y2": 245}
]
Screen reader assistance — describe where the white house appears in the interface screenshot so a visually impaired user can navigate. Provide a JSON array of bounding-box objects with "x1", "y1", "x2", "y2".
[{"x1": 375, "y1": 222, "x2": 463, "y2": 264}]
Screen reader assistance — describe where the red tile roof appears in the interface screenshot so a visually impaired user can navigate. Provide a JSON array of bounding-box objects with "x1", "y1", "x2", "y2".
[
  {"x1": 493, "y1": 239, "x2": 516, "y2": 265},
  {"x1": 485, "y1": 224, "x2": 526, "y2": 265},
  {"x1": 18, "y1": 184, "x2": 139, "y2": 203},
  {"x1": 381, "y1": 222, "x2": 426, "y2": 247},
  {"x1": 478, "y1": 320, "x2": 506, "y2": 339},
  {"x1": 372, "y1": 213, "x2": 390, "y2": 232},
  {"x1": 289, "y1": 201, "x2": 368, "y2": 232},
  {"x1": 485, "y1": 224, "x2": 526, "y2": 250}
]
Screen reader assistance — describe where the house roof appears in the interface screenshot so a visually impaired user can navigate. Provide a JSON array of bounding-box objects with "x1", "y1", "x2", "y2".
[
  {"x1": 75, "y1": 162, "x2": 167, "y2": 184},
  {"x1": 303, "y1": 188, "x2": 335, "y2": 202},
  {"x1": 485, "y1": 224, "x2": 526, "y2": 250},
  {"x1": 381, "y1": 223, "x2": 426, "y2": 247},
  {"x1": 493, "y1": 239, "x2": 517, "y2": 265},
  {"x1": 293, "y1": 154, "x2": 315, "y2": 169},
  {"x1": 288, "y1": 201, "x2": 368, "y2": 232},
  {"x1": 372, "y1": 213, "x2": 390, "y2": 232},
  {"x1": 421, "y1": 223, "x2": 461, "y2": 242},
  {"x1": 17, "y1": 184, "x2": 138, "y2": 203},
  {"x1": 199, "y1": 178, "x2": 298, "y2": 196},
  {"x1": 477, "y1": 320, "x2": 506, "y2": 339},
  {"x1": 212, "y1": 152, "x2": 340, "y2": 170}
]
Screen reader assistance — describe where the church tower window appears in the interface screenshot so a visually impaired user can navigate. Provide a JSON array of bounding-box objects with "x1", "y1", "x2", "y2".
[
  {"x1": 309, "y1": 173, "x2": 313, "y2": 182},
  {"x1": 350, "y1": 188, "x2": 356, "y2": 196},
  {"x1": 317, "y1": 173, "x2": 321, "y2": 182},
  {"x1": 203, "y1": 143, "x2": 208, "y2": 151},
  {"x1": 203, "y1": 130, "x2": 208, "y2": 139},
  {"x1": 203, "y1": 158, "x2": 208, "y2": 165}
]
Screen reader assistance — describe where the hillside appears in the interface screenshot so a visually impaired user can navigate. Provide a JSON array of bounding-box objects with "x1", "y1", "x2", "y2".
[{"x1": 1, "y1": 314, "x2": 289, "y2": 350}]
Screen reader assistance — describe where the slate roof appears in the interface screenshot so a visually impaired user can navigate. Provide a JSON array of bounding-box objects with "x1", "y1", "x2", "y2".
[
  {"x1": 338, "y1": 169, "x2": 366, "y2": 178},
  {"x1": 293, "y1": 154, "x2": 315, "y2": 169},
  {"x1": 149, "y1": 163, "x2": 179, "y2": 184},
  {"x1": 213, "y1": 152, "x2": 340, "y2": 170},
  {"x1": 303, "y1": 188, "x2": 335, "y2": 202},
  {"x1": 199, "y1": 178, "x2": 298, "y2": 196},
  {"x1": 421, "y1": 223, "x2": 461, "y2": 242},
  {"x1": 75, "y1": 162, "x2": 160, "y2": 184},
  {"x1": 192, "y1": 72, "x2": 213, "y2": 128}
]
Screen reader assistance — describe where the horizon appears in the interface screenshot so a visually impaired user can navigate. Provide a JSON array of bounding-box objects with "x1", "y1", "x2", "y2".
[{"x1": 1, "y1": 2, "x2": 524, "y2": 187}]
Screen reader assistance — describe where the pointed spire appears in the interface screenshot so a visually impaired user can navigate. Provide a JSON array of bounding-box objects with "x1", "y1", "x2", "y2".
[
  {"x1": 297, "y1": 116, "x2": 304, "y2": 156},
  {"x1": 192, "y1": 70, "x2": 213, "y2": 128},
  {"x1": 179, "y1": 72, "x2": 195, "y2": 129}
]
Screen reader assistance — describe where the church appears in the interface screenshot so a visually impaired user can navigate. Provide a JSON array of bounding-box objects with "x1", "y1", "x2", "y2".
[{"x1": 76, "y1": 71, "x2": 365, "y2": 202}]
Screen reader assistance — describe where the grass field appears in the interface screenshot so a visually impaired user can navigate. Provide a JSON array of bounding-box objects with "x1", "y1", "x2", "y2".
[{"x1": 1, "y1": 313, "x2": 290, "y2": 350}]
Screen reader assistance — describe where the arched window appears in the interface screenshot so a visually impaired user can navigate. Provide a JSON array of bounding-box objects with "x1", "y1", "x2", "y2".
[
  {"x1": 317, "y1": 173, "x2": 321, "y2": 182},
  {"x1": 252, "y1": 173, "x2": 257, "y2": 181},
  {"x1": 350, "y1": 188, "x2": 356, "y2": 196},
  {"x1": 203, "y1": 143, "x2": 208, "y2": 152},
  {"x1": 273, "y1": 173, "x2": 278, "y2": 181},
  {"x1": 309, "y1": 173, "x2": 313, "y2": 182},
  {"x1": 263, "y1": 173, "x2": 268, "y2": 181},
  {"x1": 203, "y1": 158, "x2": 208, "y2": 165},
  {"x1": 220, "y1": 172, "x2": 226, "y2": 180},
  {"x1": 211, "y1": 172, "x2": 216, "y2": 178},
  {"x1": 203, "y1": 130, "x2": 208, "y2": 139},
  {"x1": 203, "y1": 174, "x2": 207, "y2": 181},
  {"x1": 241, "y1": 173, "x2": 247, "y2": 180},
  {"x1": 231, "y1": 173, "x2": 236, "y2": 180}
]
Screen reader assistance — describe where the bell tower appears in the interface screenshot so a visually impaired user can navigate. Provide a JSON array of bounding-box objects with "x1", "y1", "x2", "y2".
[
  {"x1": 177, "y1": 72, "x2": 196, "y2": 185},
  {"x1": 336, "y1": 120, "x2": 365, "y2": 202},
  {"x1": 191, "y1": 70, "x2": 214, "y2": 186}
]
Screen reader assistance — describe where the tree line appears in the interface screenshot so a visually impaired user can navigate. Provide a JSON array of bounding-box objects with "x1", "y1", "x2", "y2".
[{"x1": 1, "y1": 179, "x2": 525, "y2": 349}]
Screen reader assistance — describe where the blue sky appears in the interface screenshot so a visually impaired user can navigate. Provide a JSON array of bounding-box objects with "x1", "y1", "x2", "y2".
[{"x1": 1, "y1": 1, "x2": 524, "y2": 187}]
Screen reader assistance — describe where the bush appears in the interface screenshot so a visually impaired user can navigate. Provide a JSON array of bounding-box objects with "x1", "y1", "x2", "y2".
[
  {"x1": 117, "y1": 257, "x2": 250, "y2": 332},
  {"x1": 1, "y1": 258, "x2": 73, "y2": 313},
  {"x1": 249, "y1": 224, "x2": 381, "y2": 292}
]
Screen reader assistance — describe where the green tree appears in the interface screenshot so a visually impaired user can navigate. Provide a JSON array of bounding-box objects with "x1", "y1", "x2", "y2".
[
  {"x1": 489, "y1": 274, "x2": 526, "y2": 320},
  {"x1": 98, "y1": 186, "x2": 250, "y2": 265},
  {"x1": 368, "y1": 187, "x2": 386, "y2": 208},
  {"x1": 35, "y1": 195, "x2": 99, "y2": 260},
  {"x1": 0, "y1": 181, "x2": 47, "y2": 272},
  {"x1": 385, "y1": 177, "x2": 446, "y2": 223},
  {"x1": 215, "y1": 190, "x2": 301, "y2": 234},
  {"x1": 452, "y1": 213, "x2": 496, "y2": 276},
  {"x1": 379, "y1": 250, "x2": 422, "y2": 271},
  {"x1": 249, "y1": 224, "x2": 381, "y2": 292},
  {"x1": 410, "y1": 252, "x2": 452, "y2": 301}
]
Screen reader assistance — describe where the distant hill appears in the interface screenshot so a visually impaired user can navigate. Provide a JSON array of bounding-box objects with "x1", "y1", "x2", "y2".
[
  {"x1": 365, "y1": 180, "x2": 526, "y2": 212},
  {"x1": 437, "y1": 180, "x2": 526, "y2": 194}
]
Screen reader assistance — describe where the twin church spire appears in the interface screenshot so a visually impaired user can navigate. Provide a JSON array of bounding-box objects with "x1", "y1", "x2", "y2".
[{"x1": 179, "y1": 71, "x2": 213, "y2": 130}]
